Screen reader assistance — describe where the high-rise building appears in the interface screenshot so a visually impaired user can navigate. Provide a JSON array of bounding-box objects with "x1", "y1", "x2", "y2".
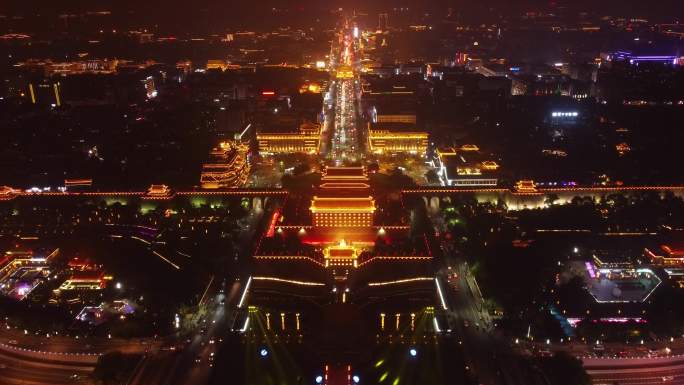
[{"x1": 378, "y1": 13, "x2": 389, "y2": 31}]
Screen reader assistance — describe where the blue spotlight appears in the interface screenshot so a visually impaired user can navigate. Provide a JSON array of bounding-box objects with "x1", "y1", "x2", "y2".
[
  {"x1": 409, "y1": 347, "x2": 417, "y2": 357},
  {"x1": 352, "y1": 375, "x2": 360, "y2": 383},
  {"x1": 315, "y1": 375, "x2": 323, "y2": 384},
  {"x1": 259, "y1": 348, "x2": 268, "y2": 357}
]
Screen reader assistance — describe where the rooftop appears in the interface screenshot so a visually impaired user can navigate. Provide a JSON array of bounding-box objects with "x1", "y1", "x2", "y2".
[
  {"x1": 310, "y1": 197, "x2": 376, "y2": 213},
  {"x1": 322, "y1": 166, "x2": 368, "y2": 180}
]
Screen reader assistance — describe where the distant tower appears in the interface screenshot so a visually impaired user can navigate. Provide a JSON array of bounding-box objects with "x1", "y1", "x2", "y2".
[{"x1": 378, "y1": 13, "x2": 389, "y2": 31}]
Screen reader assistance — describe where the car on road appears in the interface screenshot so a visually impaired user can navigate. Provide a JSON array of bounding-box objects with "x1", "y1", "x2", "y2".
[{"x1": 662, "y1": 376, "x2": 674, "y2": 382}]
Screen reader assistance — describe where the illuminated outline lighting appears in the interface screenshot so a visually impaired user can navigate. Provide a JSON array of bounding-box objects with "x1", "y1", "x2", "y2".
[
  {"x1": 435, "y1": 278, "x2": 448, "y2": 310},
  {"x1": 152, "y1": 251, "x2": 180, "y2": 270},
  {"x1": 433, "y1": 317, "x2": 442, "y2": 333},
  {"x1": 252, "y1": 276, "x2": 325, "y2": 286},
  {"x1": 237, "y1": 276, "x2": 252, "y2": 308},
  {"x1": 239, "y1": 316, "x2": 250, "y2": 333},
  {"x1": 368, "y1": 277, "x2": 434, "y2": 286}
]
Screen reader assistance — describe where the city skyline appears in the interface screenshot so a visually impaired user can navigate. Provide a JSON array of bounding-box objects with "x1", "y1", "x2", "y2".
[{"x1": 2, "y1": 3, "x2": 684, "y2": 385}]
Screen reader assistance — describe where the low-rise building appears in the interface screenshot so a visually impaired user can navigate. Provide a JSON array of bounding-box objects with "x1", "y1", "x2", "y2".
[
  {"x1": 436, "y1": 146, "x2": 499, "y2": 187},
  {"x1": 645, "y1": 243, "x2": 684, "y2": 267},
  {"x1": 367, "y1": 122, "x2": 428, "y2": 156},
  {"x1": 256, "y1": 122, "x2": 321, "y2": 155}
]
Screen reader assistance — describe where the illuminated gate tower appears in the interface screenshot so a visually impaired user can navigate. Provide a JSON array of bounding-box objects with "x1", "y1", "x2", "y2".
[
  {"x1": 310, "y1": 166, "x2": 375, "y2": 228},
  {"x1": 309, "y1": 166, "x2": 376, "y2": 268}
]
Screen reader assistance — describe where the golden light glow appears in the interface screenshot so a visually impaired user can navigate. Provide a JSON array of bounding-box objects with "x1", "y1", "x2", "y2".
[
  {"x1": 367, "y1": 277, "x2": 434, "y2": 286},
  {"x1": 310, "y1": 196, "x2": 376, "y2": 228},
  {"x1": 456, "y1": 167, "x2": 482, "y2": 176},
  {"x1": 460, "y1": 144, "x2": 480, "y2": 151},
  {"x1": 256, "y1": 123, "x2": 321, "y2": 155},
  {"x1": 515, "y1": 180, "x2": 538, "y2": 193},
  {"x1": 481, "y1": 161, "x2": 499, "y2": 170},
  {"x1": 252, "y1": 276, "x2": 326, "y2": 286},
  {"x1": 144, "y1": 184, "x2": 174, "y2": 199},
  {"x1": 201, "y1": 140, "x2": 250, "y2": 189},
  {"x1": 323, "y1": 241, "x2": 359, "y2": 268},
  {"x1": 367, "y1": 128, "x2": 429, "y2": 156},
  {"x1": 336, "y1": 66, "x2": 354, "y2": 79},
  {"x1": 376, "y1": 114, "x2": 417, "y2": 124},
  {"x1": 299, "y1": 82, "x2": 322, "y2": 94}
]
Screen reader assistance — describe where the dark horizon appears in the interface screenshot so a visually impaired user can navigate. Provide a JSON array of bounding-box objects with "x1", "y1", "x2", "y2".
[{"x1": 3, "y1": 0, "x2": 684, "y2": 19}]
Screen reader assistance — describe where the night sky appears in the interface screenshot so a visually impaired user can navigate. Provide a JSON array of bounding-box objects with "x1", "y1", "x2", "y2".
[{"x1": 3, "y1": 0, "x2": 684, "y2": 19}]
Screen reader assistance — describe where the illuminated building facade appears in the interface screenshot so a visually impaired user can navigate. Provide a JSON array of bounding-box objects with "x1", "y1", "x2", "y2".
[
  {"x1": 55, "y1": 271, "x2": 108, "y2": 293},
  {"x1": 200, "y1": 141, "x2": 251, "y2": 189},
  {"x1": 0, "y1": 248, "x2": 59, "y2": 300},
  {"x1": 367, "y1": 122, "x2": 428, "y2": 156},
  {"x1": 323, "y1": 240, "x2": 359, "y2": 267},
  {"x1": 310, "y1": 197, "x2": 376, "y2": 227},
  {"x1": 64, "y1": 179, "x2": 93, "y2": 191},
  {"x1": 15, "y1": 59, "x2": 118, "y2": 76},
  {"x1": 376, "y1": 114, "x2": 416, "y2": 124},
  {"x1": 310, "y1": 166, "x2": 376, "y2": 228},
  {"x1": 256, "y1": 122, "x2": 321, "y2": 155},
  {"x1": 336, "y1": 66, "x2": 354, "y2": 79},
  {"x1": 205, "y1": 60, "x2": 242, "y2": 71},
  {"x1": 0, "y1": 248, "x2": 59, "y2": 282},
  {"x1": 645, "y1": 244, "x2": 684, "y2": 267},
  {"x1": 143, "y1": 76, "x2": 158, "y2": 99},
  {"x1": 53, "y1": 257, "x2": 111, "y2": 295},
  {"x1": 299, "y1": 82, "x2": 322, "y2": 94},
  {"x1": 514, "y1": 180, "x2": 538, "y2": 193},
  {"x1": 0, "y1": 186, "x2": 19, "y2": 201},
  {"x1": 436, "y1": 146, "x2": 499, "y2": 187},
  {"x1": 143, "y1": 184, "x2": 174, "y2": 199}
]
